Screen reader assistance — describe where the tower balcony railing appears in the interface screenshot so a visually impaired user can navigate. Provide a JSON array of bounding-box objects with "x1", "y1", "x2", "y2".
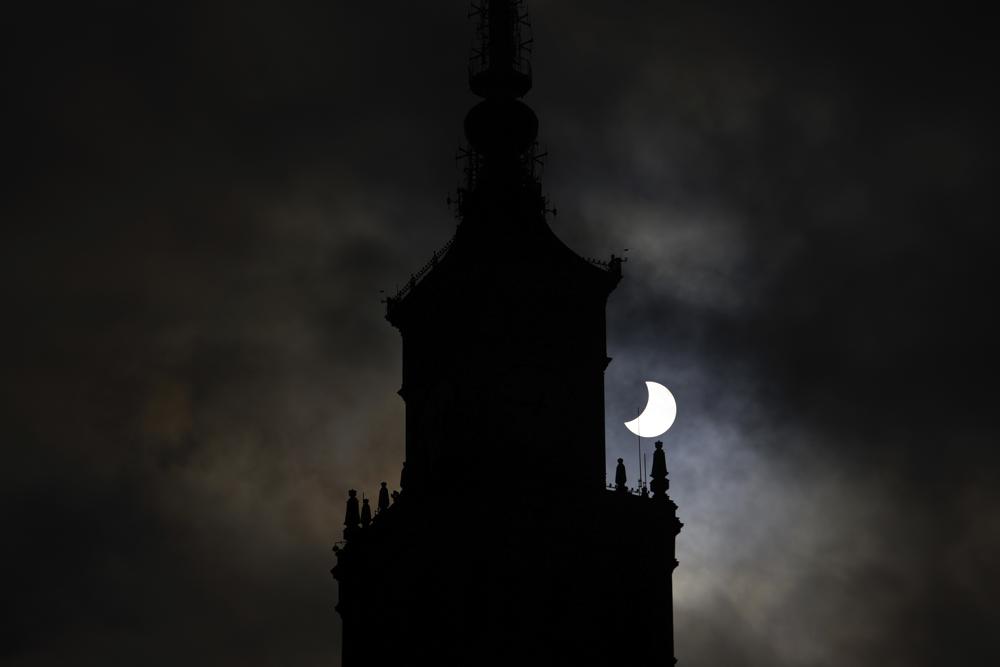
[{"x1": 385, "y1": 235, "x2": 457, "y2": 306}]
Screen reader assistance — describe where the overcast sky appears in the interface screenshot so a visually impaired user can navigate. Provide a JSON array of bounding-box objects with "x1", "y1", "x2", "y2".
[{"x1": 5, "y1": 1, "x2": 998, "y2": 665}]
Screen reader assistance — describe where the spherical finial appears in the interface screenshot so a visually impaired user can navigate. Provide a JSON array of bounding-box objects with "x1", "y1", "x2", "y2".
[{"x1": 464, "y1": 98, "x2": 538, "y2": 156}]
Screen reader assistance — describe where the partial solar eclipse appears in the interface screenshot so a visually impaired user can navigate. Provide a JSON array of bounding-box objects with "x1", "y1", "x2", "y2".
[{"x1": 624, "y1": 381, "x2": 677, "y2": 438}]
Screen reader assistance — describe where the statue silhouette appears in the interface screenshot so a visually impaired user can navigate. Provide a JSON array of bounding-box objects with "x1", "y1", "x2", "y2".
[
  {"x1": 377, "y1": 481, "x2": 390, "y2": 514},
  {"x1": 615, "y1": 458, "x2": 628, "y2": 492},
  {"x1": 650, "y1": 440, "x2": 668, "y2": 498},
  {"x1": 360, "y1": 498, "x2": 372, "y2": 528}
]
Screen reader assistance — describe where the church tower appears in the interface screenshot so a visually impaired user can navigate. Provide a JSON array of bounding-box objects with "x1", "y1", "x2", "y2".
[{"x1": 333, "y1": 2, "x2": 682, "y2": 665}]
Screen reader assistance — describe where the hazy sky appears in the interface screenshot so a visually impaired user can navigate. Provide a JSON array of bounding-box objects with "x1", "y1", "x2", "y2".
[{"x1": 5, "y1": 1, "x2": 998, "y2": 665}]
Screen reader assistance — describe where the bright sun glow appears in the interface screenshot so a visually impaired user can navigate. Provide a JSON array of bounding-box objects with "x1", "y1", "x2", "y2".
[{"x1": 624, "y1": 381, "x2": 677, "y2": 438}]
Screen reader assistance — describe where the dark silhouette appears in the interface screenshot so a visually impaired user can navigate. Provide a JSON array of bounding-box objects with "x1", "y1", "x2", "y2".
[
  {"x1": 377, "y1": 482, "x2": 390, "y2": 515},
  {"x1": 333, "y1": 2, "x2": 682, "y2": 665},
  {"x1": 360, "y1": 498, "x2": 372, "y2": 528},
  {"x1": 343, "y1": 489, "x2": 360, "y2": 540},
  {"x1": 615, "y1": 457, "x2": 628, "y2": 493}
]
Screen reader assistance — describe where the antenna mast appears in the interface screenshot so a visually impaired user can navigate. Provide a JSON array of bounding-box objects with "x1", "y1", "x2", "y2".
[
  {"x1": 636, "y1": 407, "x2": 642, "y2": 494},
  {"x1": 643, "y1": 453, "x2": 648, "y2": 496}
]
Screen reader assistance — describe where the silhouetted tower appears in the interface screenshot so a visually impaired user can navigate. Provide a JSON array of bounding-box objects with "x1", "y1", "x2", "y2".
[{"x1": 333, "y1": 3, "x2": 682, "y2": 665}]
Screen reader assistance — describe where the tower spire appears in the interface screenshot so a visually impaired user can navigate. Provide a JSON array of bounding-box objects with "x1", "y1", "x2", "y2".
[
  {"x1": 462, "y1": 1, "x2": 540, "y2": 209},
  {"x1": 469, "y1": 0, "x2": 532, "y2": 99}
]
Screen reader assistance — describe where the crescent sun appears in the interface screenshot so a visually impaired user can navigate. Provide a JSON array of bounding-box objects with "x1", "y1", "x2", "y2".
[{"x1": 624, "y1": 381, "x2": 677, "y2": 438}]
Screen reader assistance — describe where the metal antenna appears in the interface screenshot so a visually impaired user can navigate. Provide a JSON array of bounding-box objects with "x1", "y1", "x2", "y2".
[
  {"x1": 636, "y1": 407, "x2": 642, "y2": 495},
  {"x1": 643, "y1": 452, "x2": 648, "y2": 494}
]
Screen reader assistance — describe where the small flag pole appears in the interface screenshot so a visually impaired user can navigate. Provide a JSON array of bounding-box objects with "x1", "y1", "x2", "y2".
[{"x1": 636, "y1": 407, "x2": 642, "y2": 493}]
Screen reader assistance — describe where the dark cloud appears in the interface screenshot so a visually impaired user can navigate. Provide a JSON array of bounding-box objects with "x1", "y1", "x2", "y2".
[{"x1": 4, "y1": 1, "x2": 997, "y2": 665}]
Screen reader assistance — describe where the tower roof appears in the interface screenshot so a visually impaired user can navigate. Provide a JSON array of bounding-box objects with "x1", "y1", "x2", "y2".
[{"x1": 384, "y1": 1, "x2": 622, "y2": 327}]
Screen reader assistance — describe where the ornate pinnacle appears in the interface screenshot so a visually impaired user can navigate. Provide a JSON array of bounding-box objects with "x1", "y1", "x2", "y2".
[{"x1": 469, "y1": 0, "x2": 533, "y2": 98}]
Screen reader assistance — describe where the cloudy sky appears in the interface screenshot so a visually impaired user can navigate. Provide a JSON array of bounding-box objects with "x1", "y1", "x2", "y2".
[{"x1": 5, "y1": 1, "x2": 997, "y2": 665}]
